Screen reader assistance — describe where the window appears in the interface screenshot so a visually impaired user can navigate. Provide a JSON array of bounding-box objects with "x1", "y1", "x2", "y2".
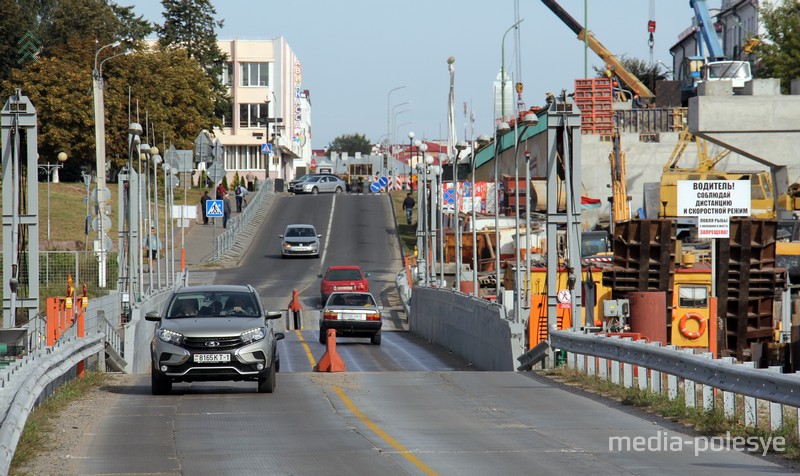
[
  {"x1": 239, "y1": 103, "x2": 268, "y2": 128},
  {"x1": 220, "y1": 61, "x2": 233, "y2": 87},
  {"x1": 678, "y1": 285, "x2": 708, "y2": 308},
  {"x1": 239, "y1": 62, "x2": 269, "y2": 87}
]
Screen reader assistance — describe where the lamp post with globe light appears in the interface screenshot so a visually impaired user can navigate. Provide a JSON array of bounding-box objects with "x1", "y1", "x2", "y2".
[
  {"x1": 454, "y1": 141, "x2": 467, "y2": 290},
  {"x1": 151, "y1": 146, "x2": 163, "y2": 289},
  {"x1": 494, "y1": 122, "x2": 510, "y2": 299},
  {"x1": 38, "y1": 152, "x2": 67, "y2": 242}
]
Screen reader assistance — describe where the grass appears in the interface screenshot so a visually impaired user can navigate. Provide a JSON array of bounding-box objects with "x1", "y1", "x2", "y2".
[
  {"x1": 545, "y1": 367, "x2": 800, "y2": 459},
  {"x1": 9, "y1": 371, "x2": 112, "y2": 475},
  {"x1": 388, "y1": 190, "x2": 417, "y2": 258},
  {"x1": 0, "y1": 181, "x2": 200, "y2": 250}
]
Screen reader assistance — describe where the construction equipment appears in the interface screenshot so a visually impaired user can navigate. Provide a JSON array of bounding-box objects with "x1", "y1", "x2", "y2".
[
  {"x1": 609, "y1": 129, "x2": 630, "y2": 225},
  {"x1": 541, "y1": 0, "x2": 654, "y2": 103},
  {"x1": 681, "y1": 0, "x2": 753, "y2": 102}
]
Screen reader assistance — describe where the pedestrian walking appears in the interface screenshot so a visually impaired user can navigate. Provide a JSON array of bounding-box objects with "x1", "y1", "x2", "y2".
[
  {"x1": 216, "y1": 183, "x2": 227, "y2": 200},
  {"x1": 402, "y1": 192, "x2": 415, "y2": 225},
  {"x1": 200, "y1": 190, "x2": 211, "y2": 225},
  {"x1": 222, "y1": 193, "x2": 232, "y2": 228},
  {"x1": 235, "y1": 183, "x2": 248, "y2": 212},
  {"x1": 144, "y1": 227, "x2": 162, "y2": 271}
]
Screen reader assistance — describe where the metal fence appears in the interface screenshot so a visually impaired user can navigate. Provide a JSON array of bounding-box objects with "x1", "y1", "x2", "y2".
[
  {"x1": 211, "y1": 179, "x2": 275, "y2": 261},
  {"x1": 551, "y1": 329, "x2": 800, "y2": 435}
]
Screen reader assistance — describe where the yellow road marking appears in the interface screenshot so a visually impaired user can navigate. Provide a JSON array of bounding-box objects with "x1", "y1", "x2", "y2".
[
  {"x1": 332, "y1": 385, "x2": 437, "y2": 475},
  {"x1": 294, "y1": 329, "x2": 317, "y2": 368}
]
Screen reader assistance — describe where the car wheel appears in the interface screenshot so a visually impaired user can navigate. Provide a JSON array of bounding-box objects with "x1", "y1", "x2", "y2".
[
  {"x1": 151, "y1": 370, "x2": 172, "y2": 395},
  {"x1": 335, "y1": 186, "x2": 343, "y2": 194},
  {"x1": 311, "y1": 187, "x2": 319, "y2": 195},
  {"x1": 257, "y1": 360, "x2": 276, "y2": 393},
  {"x1": 371, "y1": 332, "x2": 381, "y2": 345},
  {"x1": 319, "y1": 328, "x2": 327, "y2": 344}
]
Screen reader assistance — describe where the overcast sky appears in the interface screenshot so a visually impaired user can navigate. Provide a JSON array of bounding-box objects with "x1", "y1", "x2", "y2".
[{"x1": 123, "y1": 0, "x2": 715, "y2": 149}]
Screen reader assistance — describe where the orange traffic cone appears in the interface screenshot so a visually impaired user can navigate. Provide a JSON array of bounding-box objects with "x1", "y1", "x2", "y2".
[{"x1": 314, "y1": 329, "x2": 346, "y2": 372}]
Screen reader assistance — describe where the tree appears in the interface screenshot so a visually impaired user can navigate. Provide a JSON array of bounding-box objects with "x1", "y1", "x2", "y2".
[
  {"x1": 594, "y1": 55, "x2": 668, "y2": 97},
  {"x1": 327, "y1": 133, "x2": 372, "y2": 157},
  {"x1": 757, "y1": 0, "x2": 800, "y2": 93},
  {"x1": 157, "y1": 0, "x2": 228, "y2": 122},
  {"x1": 2, "y1": 39, "x2": 215, "y2": 181}
]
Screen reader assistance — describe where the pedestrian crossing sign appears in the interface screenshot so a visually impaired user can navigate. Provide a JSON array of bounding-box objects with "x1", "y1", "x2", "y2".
[{"x1": 206, "y1": 199, "x2": 224, "y2": 218}]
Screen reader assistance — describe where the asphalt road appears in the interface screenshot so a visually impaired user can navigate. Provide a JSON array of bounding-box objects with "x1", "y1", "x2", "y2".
[{"x1": 36, "y1": 193, "x2": 796, "y2": 475}]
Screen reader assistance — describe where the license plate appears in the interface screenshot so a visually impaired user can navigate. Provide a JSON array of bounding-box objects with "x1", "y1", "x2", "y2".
[
  {"x1": 343, "y1": 313, "x2": 366, "y2": 321},
  {"x1": 194, "y1": 353, "x2": 230, "y2": 363},
  {"x1": 334, "y1": 285, "x2": 354, "y2": 291}
]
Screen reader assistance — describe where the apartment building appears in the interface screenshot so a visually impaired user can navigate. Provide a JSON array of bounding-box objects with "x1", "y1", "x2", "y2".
[{"x1": 216, "y1": 37, "x2": 311, "y2": 183}]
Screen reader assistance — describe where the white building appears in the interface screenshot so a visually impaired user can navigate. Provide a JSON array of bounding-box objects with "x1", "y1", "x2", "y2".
[{"x1": 216, "y1": 38, "x2": 311, "y2": 184}]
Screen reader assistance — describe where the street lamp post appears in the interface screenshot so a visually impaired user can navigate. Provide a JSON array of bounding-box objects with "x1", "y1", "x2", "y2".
[
  {"x1": 522, "y1": 113, "x2": 539, "y2": 309},
  {"x1": 93, "y1": 40, "x2": 121, "y2": 288},
  {"x1": 454, "y1": 141, "x2": 467, "y2": 290},
  {"x1": 472, "y1": 135, "x2": 491, "y2": 296},
  {"x1": 151, "y1": 147, "x2": 162, "y2": 290},
  {"x1": 391, "y1": 101, "x2": 410, "y2": 142},
  {"x1": 162, "y1": 162, "x2": 171, "y2": 287},
  {"x1": 38, "y1": 152, "x2": 68, "y2": 242},
  {"x1": 82, "y1": 171, "x2": 93, "y2": 251},
  {"x1": 425, "y1": 155, "x2": 436, "y2": 285},
  {"x1": 387, "y1": 86, "x2": 407, "y2": 146},
  {"x1": 494, "y1": 122, "x2": 510, "y2": 300},
  {"x1": 501, "y1": 20, "x2": 524, "y2": 122}
]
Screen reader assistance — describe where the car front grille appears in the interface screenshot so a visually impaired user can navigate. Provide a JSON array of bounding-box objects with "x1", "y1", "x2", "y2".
[{"x1": 183, "y1": 335, "x2": 243, "y2": 350}]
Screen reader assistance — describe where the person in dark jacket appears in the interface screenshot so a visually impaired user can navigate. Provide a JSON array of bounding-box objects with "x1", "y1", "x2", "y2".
[
  {"x1": 402, "y1": 193, "x2": 415, "y2": 225},
  {"x1": 200, "y1": 190, "x2": 211, "y2": 225},
  {"x1": 222, "y1": 193, "x2": 232, "y2": 228}
]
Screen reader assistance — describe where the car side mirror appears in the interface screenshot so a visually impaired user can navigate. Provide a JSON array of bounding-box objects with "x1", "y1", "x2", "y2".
[
  {"x1": 145, "y1": 311, "x2": 161, "y2": 321},
  {"x1": 265, "y1": 310, "x2": 283, "y2": 320},
  {"x1": 317, "y1": 274, "x2": 323, "y2": 279},
  {"x1": 278, "y1": 235, "x2": 284, "y2": 238},
  {"x1": 365, "y1": 272, "x2": 371, "y2": 278},
  {"x1": 317, "y1": 235, "x2": 322, "y2": 238},
  {"x1": 275, "y1": 332, "x2": 285, "y2": 341}
]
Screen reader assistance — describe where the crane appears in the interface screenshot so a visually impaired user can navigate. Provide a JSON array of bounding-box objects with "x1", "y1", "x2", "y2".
[{"x1": 540, "y1": 0, "x2": 654, "y2": 101}]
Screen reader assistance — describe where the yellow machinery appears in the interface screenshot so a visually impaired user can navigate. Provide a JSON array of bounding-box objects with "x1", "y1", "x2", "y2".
[
  {"x1": 670, "y1": 253, "x2": 714, "y2": 348},
  {"x1": 609, "y1": 129, "x2": 630, "y2": 224},
  {"x1": 660, "y1": 126, "x2": 778, "y2": 219}
]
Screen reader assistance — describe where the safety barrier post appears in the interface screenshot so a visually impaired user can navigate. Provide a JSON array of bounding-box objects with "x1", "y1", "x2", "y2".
[{"x1": 314, "y1": 329, "x2": 346, "y2": 372}]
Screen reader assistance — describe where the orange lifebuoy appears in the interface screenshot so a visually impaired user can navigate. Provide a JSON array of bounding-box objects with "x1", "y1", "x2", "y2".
[{"x1": 679, "y1": 312, "x2": 707, "y2": 340}]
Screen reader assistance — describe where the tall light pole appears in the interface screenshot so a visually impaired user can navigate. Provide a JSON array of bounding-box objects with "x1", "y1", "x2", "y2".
[
  {"x1": 472, "y1": 135, "x2": 491, "y2": 296},
  {"x1": 454, "y1": 141, "x2": 467, "y2": 290},
  {"x1": 501, "y1": 19, "x2": 524, "y2": 122},
  {"x1": 387, "y1": 86, "x2": 407, "y2": 147},
  {"x1": 495, "y1": 122, "x2": 510, "y2": 299},
  {"x1": 93, "y1": 40, "x2": 121, "y2": 288},
  {"x1": 391, "y1": 101, "x2": 410, "y2": 141},
  {"x1": 522, "y1": 113, "x2": 539, "y2": 309},
  {"x1": 424, "y1": 154, "x2": 434, "y2": 285},
  {"x1": 37, "y1": 152, "x2": 67, "y2": 242}
]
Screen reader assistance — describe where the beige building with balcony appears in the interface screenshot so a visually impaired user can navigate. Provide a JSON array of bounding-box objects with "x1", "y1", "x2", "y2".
[{"x1": 216, "y1": 37, "x2": 311, "y2": 184}]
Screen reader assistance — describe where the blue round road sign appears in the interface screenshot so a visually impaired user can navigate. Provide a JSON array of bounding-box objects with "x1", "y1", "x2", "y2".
[
  {"x1": 370, "y1": 182, "x2": 381, "y2": 193},
  {"x1": 378, "y1": 176, "x2": 389, "y2": 187}
]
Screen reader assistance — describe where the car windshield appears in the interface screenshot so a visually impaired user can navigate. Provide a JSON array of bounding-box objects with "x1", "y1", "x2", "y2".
[
  {"x1": 167, "y1": 291, "x2": 259, "y2": 318},
  {"x1": 287, "y1": 227, "x2": 316, "y2": 237},
  {"x1": 327, "y1": 269, "x2": 363, "y2": 281},
  {"x1": 329, "y1": 293, "x2": 376, "y2": 307}
]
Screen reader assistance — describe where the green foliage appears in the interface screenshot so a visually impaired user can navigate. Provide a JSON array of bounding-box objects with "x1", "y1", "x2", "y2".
[
  {"x1": 157, "y1": 0, "x2": 228, "y2": 122},
  {"x1": 593, "y1": 55, "x2": 668, "y2": 95},
  {"x1": 327, "y1": 133, "x2": 372, "y2": 157},
  {"x1": 221, "y1": 175, "x2": 228, "y2": 190},
  {"x1": 2, "y1": 42, "x2": 215, "y2": 180},
  {"x1": 757, "y1": 0, "x2": 800, "y2": 93},
  {"x1": 233, "y1": 171, "x2": 240, "y2": 187}
]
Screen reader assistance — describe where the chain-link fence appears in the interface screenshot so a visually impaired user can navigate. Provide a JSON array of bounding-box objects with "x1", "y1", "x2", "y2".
[{"x1": 0, "y1": 251, "x2": 120, "y2": 309}]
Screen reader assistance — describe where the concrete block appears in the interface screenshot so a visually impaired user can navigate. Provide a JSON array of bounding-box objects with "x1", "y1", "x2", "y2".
[
  {"x1": 741, "y1": 78, "x2": 781, "y2": 96},
  {"x1": 792, "y1": 79, "x2": 800, "y2": 95},
  {"x1": 697, "y1": 80, "x2": 733, "y2": 96}
]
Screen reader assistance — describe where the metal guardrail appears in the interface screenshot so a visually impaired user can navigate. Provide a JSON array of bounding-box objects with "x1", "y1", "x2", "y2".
[
  {"x1": 0, "y1": 334, "x2": 104, "y2": 474},
  {"x1": 550, "y1": 329, "x2": 800, "y2": 432},
  {"x1": 212, "y1": 179, "x2": 274, "y2": 262}
]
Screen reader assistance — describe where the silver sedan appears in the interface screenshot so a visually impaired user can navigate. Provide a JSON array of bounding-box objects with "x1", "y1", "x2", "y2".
[{"x1": 292, "y1": 175, "x2": 347, "y2": 194}]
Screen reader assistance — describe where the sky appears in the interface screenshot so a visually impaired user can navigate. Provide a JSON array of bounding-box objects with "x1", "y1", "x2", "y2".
[{"x1": 122, "y1": 0, "x2": 715, "y2": 150}]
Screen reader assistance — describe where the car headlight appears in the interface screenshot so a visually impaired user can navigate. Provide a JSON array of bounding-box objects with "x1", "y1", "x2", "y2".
[
  {"x1": 283, "y1": 242, "x2": 292, "y2": 249},
  {"x1": 157, "y1": 328, "x2": 184, "y2": 345},
  {"x1": 241, "y1": 327, "x2": 266, "y2": 344}
]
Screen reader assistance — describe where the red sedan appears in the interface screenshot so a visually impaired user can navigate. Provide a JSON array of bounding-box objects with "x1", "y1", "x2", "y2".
[{"x1": 319, "y1": 266, "x2": 370, "y2": 304}]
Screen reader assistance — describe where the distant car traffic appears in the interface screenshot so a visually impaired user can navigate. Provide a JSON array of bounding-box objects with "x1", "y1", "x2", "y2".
[
  {"x1": 319, "y1": 265, "x2": 370, "y2": 304},
  {"x1": 319, "y1": 291, "x2": 383, "y2": 345},
  {"x1": 279, "y1": 224, "x2": 321, "y2": 258},
  {"x1": 145, "y1": 284, "x2": 285, "y2": 395},
  {"x1": 287, "y1": 173, "x2": 322, "y2": 193},
  {"x1": 291, "y1": 174, "x2": 347, "y2": 194}
]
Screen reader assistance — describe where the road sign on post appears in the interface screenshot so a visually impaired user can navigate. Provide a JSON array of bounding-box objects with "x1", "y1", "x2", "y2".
[
  {"x1": 206, "y1": 200, "x2": 224, "y2": 218},
  {"x1": 261, "y1": 143, "x2": 273, "y2": 155},
  {"x1": 206, "y1": 161, "x2": 227, "y2": 184}
]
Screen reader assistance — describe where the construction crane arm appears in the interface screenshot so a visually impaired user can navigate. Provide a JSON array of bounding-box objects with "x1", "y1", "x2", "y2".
[{"x1": 540, "y1": 0, "x2": 655, "y2": 99}]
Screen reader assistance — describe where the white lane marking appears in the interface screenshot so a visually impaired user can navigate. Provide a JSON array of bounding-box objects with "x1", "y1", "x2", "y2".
[{"x1": 319, "y1": 194, "x2": 336, "y2": 270}]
